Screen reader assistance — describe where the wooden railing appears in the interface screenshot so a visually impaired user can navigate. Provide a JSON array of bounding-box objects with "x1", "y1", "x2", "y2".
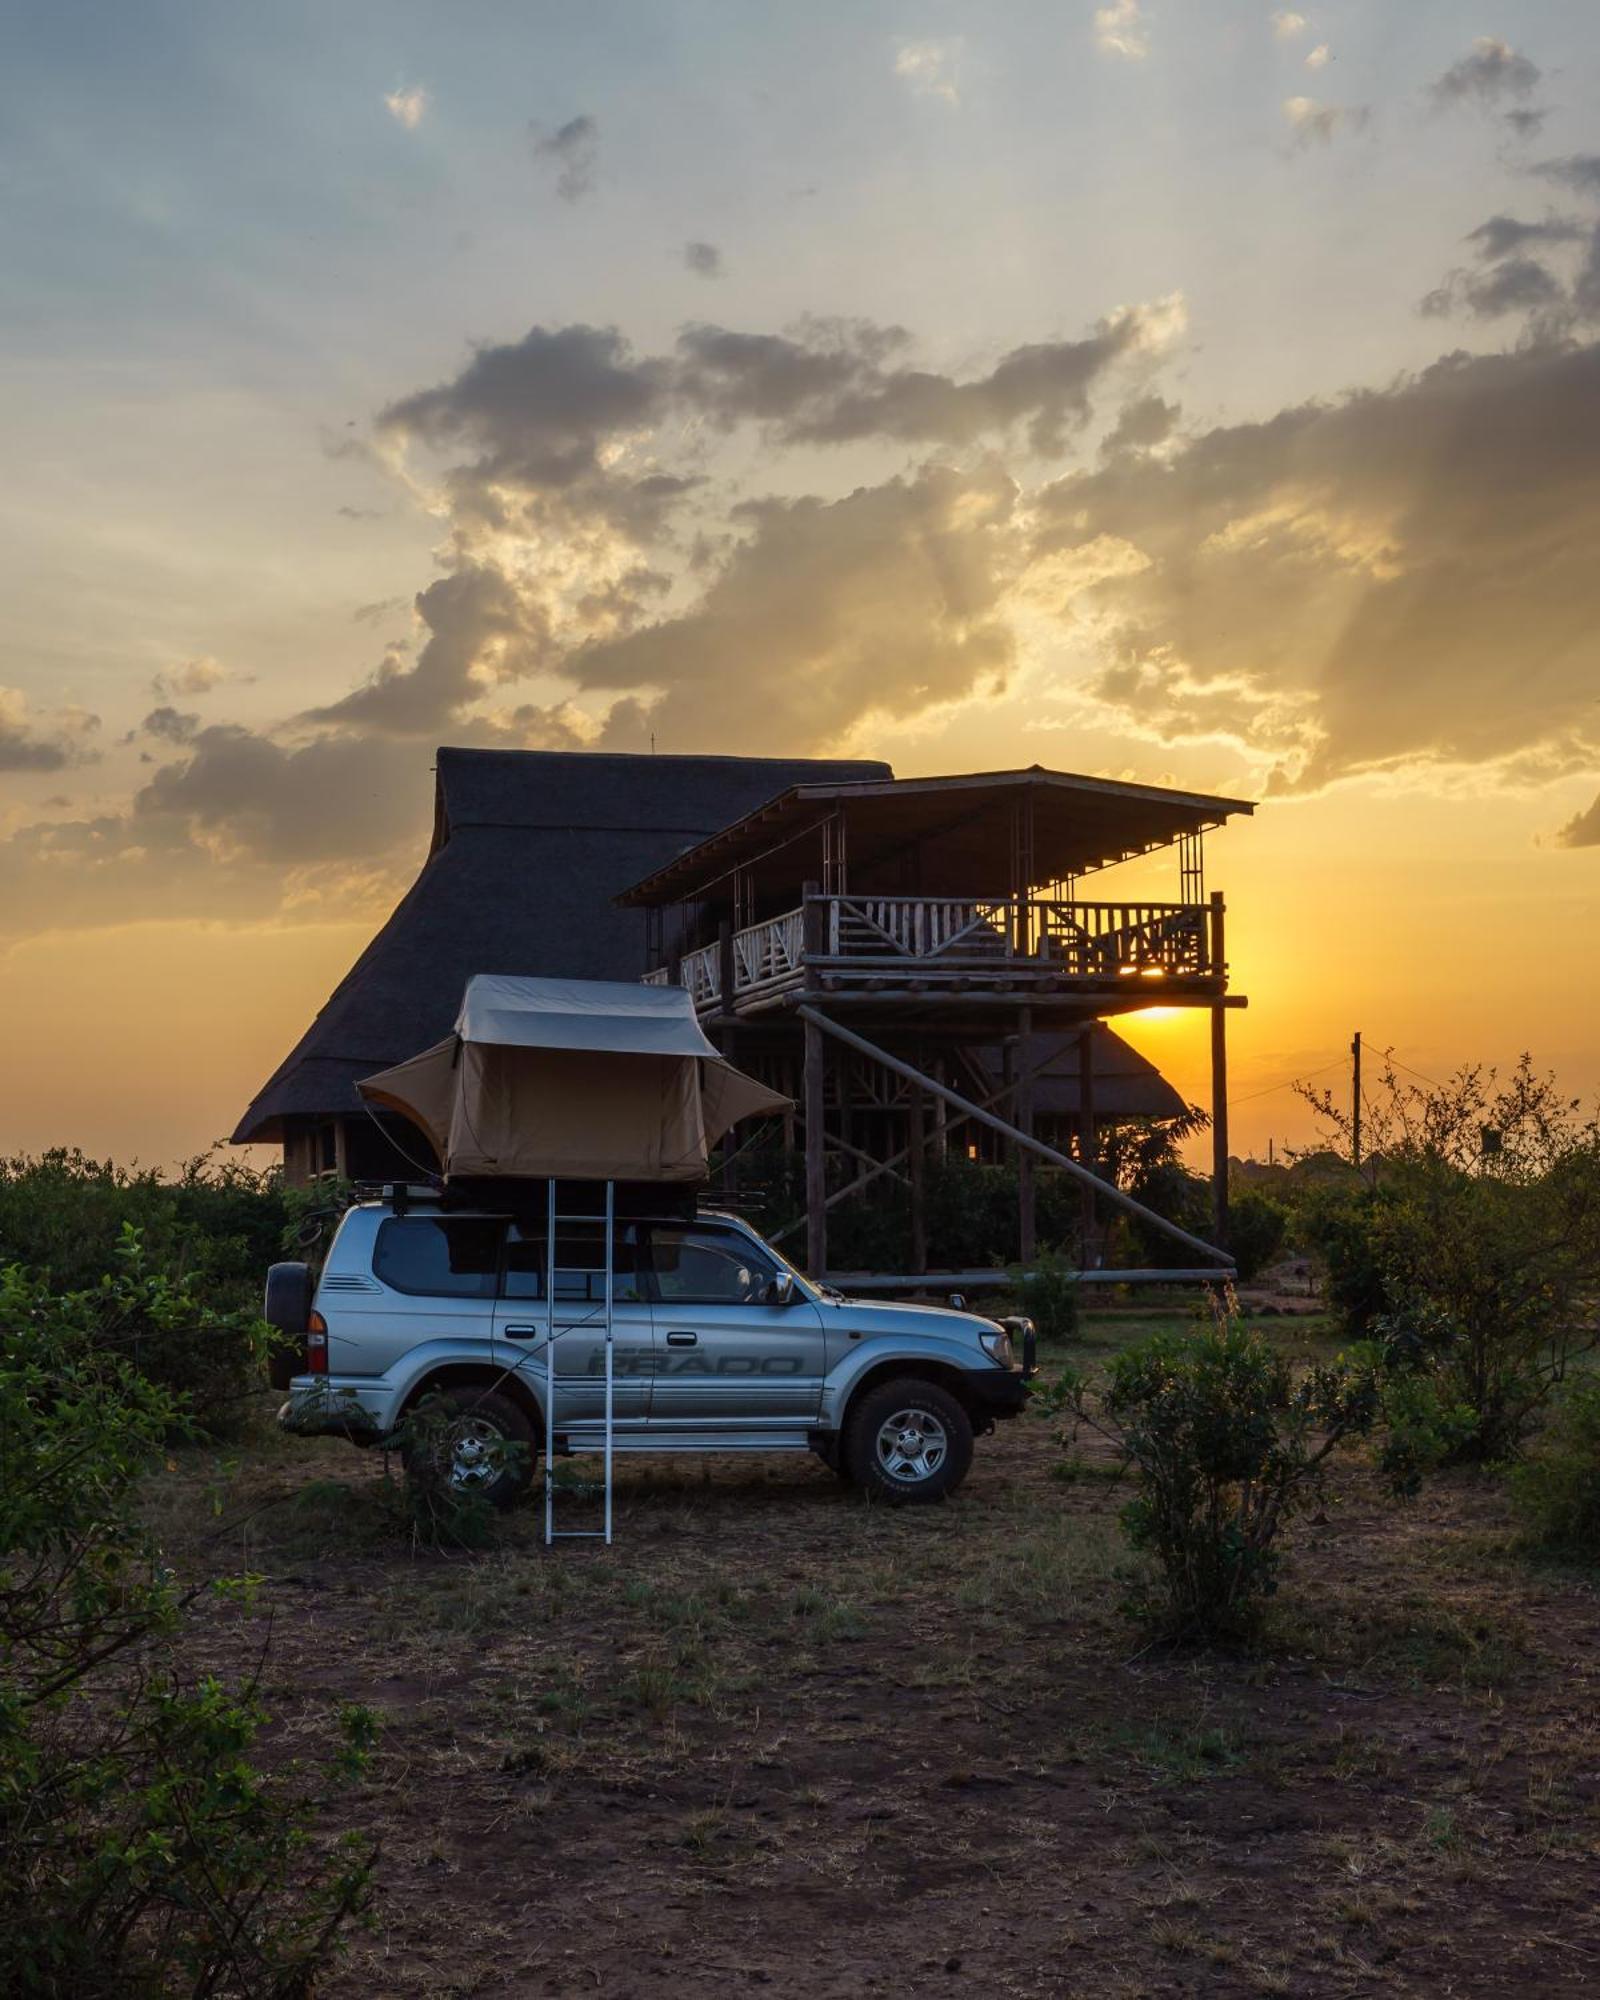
[{"x1": 645, "y1": 895, "x2": 1217, "y2": 1007}]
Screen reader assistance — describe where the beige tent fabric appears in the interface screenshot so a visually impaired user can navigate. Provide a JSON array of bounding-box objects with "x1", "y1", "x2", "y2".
[{"x1": 357, "y1": 976, "x2": 789, "y2": 1182}]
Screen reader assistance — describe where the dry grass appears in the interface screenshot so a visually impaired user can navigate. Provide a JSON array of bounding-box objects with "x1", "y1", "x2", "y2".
[{"x1": 140, "y1": 1302, "x2": 1600, "y2": 1997}]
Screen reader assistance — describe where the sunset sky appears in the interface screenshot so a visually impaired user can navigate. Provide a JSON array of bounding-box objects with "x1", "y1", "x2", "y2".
[{"x1": 3, "y1": 0, "x2": 1598, "y2": 1170}]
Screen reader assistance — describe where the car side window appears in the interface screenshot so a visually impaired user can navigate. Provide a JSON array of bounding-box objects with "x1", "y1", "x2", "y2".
[
  {"x1": 503, "y1": 1221, "x2": 644, "y2": 1303},
  {"x1": 374, "y1": 1217, "x2": 503, "y2": 1298},
  {"x1": 649, "y1": 1225, "x2": 775, "y2": 1306}
]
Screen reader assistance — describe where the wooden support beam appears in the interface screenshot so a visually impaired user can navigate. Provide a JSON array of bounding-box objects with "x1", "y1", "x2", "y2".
[
  {"x1": 803, "y1": 1010, "x2": 827, "y2": 1280},
  {"x1": 767, "y1": 1040, "x2": 1068, "y2": 1243},
  {"x1": 1211, "y1": 1002, "x2": 1230, "y2": 1251},
  {"x1": 1016, "y1": 1007, "x2": 1036, "y2": 1264},
  {"x1": 1079, "y1": 1025, "x2": 1098, "y2": 1265},
  {"x1": 797, "y1": 1006, "x2": 1232, "y2": 1266},
  {"x1": 908, "y1": 1077, "x2": 928, "y2": 1275},
  {"x1": 1209, "y1": 891, "x2": 1229, "y2": 1250}
]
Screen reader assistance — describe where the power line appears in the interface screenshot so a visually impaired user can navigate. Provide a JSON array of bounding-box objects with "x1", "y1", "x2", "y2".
[{"x1": 1228, "y1": 1057, "x2": 1346, "y2": 1109}]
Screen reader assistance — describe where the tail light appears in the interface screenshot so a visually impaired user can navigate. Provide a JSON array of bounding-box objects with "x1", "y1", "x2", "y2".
[{"x1": 306, "y1": 1310, "x2": 329, "y2": 1376}]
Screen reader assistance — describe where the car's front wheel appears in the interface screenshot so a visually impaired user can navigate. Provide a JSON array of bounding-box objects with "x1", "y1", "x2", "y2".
[
  {"x1": 400, "y1": 1387, "x2": 537, "y2": 1511},
  {"x1": 844, "y1": 1377, "x2": 974, "y2": 1504}
]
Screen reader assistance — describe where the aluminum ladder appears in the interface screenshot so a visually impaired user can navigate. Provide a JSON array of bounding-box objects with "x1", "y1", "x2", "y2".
[{"x1": 543, "y1": 1178, "x2": 616, "y2": 1546}]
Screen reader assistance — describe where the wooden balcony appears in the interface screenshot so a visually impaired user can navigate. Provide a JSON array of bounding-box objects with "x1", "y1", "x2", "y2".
[{"x1": 644, "y1": 893, "x2": 1226, "y2": 1017}]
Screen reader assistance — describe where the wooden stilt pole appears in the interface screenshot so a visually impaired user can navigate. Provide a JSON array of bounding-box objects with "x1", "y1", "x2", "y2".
[
  {"x1": 1078, "y1": 1025, "x2": 1097, "y2": 1266},
  {"x1": 802, "y1": 883, "x2": 828, "y2": 1279},
  {"x1": 1211, "y1": 1003, "x2": 1230, "y2": 1252},
  {"x1": 908, "y1": 1075, "x2": 928, "y2": 1275},
  {"x1": 804, "y1": 1012, "x2": 827, "y2": 1280},
  {"x1": 1016, "y1": 1007, "x2": 1036, "y2": 1264}
]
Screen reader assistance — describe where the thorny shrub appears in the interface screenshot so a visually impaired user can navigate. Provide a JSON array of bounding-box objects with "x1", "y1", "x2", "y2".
[
  {"x1": 1047, "y1": 1310, "x2": 1379, "y2": 1643},
  {"x1": 0, "y1": 1259, "x2": 375, "y2": 1997},
  {"x1": 1510, "y1": 1377, "x2": 1600, "y2": 1560},
  {"x1": 1298, "y1": 1056, "x2": 1600, "y2": 1466}
]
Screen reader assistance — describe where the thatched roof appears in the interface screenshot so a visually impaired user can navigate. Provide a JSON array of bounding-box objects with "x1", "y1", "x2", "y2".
[
  {"x1": 975, "y1": 1025, "x2": 1188, "y2": 1122},
  {"x1": 233, "y1": 748, "x2": 889, "y2": 1143}
]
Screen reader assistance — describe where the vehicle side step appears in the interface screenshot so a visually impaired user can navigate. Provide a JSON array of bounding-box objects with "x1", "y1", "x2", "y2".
[{"x1": 554, "y1": 1429, "x2": 813, "y2": 1454}]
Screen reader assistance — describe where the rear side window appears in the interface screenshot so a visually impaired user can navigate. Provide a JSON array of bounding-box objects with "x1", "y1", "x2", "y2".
[
  {"x1": 504, "y1": 1222, "x2": 644, "y2": 1303},
  {"x1": 374, "y1": 1217, "x2": 504, "y2": 1298}
]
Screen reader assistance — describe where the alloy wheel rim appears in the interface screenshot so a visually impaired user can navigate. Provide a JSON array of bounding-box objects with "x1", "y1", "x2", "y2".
[
  {"x1": 875, "y1": 1407, "x2": 948, "y2": 1483},
  {"x1": 446, "y1": 1418, "x2": 506, "y2": 1489}
]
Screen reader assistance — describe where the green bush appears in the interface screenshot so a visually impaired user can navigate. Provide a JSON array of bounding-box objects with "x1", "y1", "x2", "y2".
[
  {"x1": 1124, "y1": 1162, "x2": 1212, "y2": 1269},
  {"x1": 1007, "y1": 1251, "x2": 1080, "y2": 1344},
  {"x1": 1511, "y1": 1378, "x2": 1600, "y2": 1559},
  {"x1": 1052, "y1": 1318, "x2": 1378, "y2": 1642},
  {"x1": 1225, "y1": 1189, "x2": 1288, "y2": 1283},
  {"x1": 0, "y1": 1260, "x2": 373, "y2": 1995},
  {"x1": 1, "y1": 1226, "x2": 269, "y2": 1442},
  {"x1": 0, "y1": 1152, "x2": 288, "y2": 1436}
]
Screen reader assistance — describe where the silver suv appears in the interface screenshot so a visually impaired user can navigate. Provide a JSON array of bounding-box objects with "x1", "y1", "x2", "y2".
[{"x1": 266, "y1": 1193, "x2": 1032, "y2": 1506}]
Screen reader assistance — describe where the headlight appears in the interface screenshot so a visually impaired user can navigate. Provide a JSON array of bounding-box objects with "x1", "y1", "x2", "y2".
[{"x1": 979, "y1": 1324, "x2": 1017, "y2": 1367}]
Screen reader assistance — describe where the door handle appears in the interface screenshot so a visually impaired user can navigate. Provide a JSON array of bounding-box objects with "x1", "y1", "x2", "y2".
[
  {"x1": 501, "y1": 1325, "x2": 540, "y2": 1340},
  {"x1": 665, "y1": 1331, "x2": 698, "y2": 1347}
]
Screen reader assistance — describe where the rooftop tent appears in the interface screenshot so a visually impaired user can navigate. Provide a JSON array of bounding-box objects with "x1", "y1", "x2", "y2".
[{"x1": 357, "y1": 975, "x2": 790, "y2": 1183}]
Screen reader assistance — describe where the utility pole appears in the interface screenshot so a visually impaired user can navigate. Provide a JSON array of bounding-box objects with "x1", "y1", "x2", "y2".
[{"x1": 1351, "y1": 1031, "x2": 1362, "y2": 1173}]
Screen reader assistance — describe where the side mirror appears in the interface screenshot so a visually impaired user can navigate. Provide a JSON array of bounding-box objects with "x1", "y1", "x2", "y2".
[
  {"x1": 765, "y1": 1270, "x2": 796, "y2": 1307},
  {"x1": 949, "y1": 1292, "x2": 967, "y2": 1312}
]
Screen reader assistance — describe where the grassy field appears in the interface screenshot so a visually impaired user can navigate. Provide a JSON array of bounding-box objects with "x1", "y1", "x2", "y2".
[{"x1": 147, "y1": 1299, "x2": 1600, "y2": 1999}]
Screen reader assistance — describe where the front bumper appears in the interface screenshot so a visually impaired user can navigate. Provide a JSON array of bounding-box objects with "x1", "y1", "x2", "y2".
[{"x1": 965, "y1": 1366, "x2": 1031, "y2": 1420}]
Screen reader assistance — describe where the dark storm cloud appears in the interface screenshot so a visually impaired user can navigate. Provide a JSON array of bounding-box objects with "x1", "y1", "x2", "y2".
[
  {"x1": 1555, "y1": 793, "x2": 1600, "y2": 848},
  {"x1": 1429, "y1": 37, "x2": 1541, "y2": 109},
  {"x1": 1032, "y1": 340, "x2": 1600, "y2": 790},
  {"x1": 531, "y1": 115, "x2": 599, "y2": 202},
  {"x1": 684, "y1": 240, "x2": 723, "y2": 278}
]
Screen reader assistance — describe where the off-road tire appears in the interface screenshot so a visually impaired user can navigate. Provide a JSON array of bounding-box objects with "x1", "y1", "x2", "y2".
[
  {"x1": 401, "y1": 1386, "x2": 537, "y2": 1511},
  {"x1": 263, "y1": 1262, "x2": 312, "y2": 1390},
  {"x1": 844, "y1": 1377, "x2": 974, "y2": 1504}
]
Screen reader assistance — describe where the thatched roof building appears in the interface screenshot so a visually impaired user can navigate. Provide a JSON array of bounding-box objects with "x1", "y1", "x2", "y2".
[{"x1": 234, "y1": 748, "x2": 888, "y2": 1180}]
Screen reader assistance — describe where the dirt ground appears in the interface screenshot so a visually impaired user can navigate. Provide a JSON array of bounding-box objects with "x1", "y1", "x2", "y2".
[{"x1": 153, "y1": 1306, "x2": 1600, "y2": 1999}]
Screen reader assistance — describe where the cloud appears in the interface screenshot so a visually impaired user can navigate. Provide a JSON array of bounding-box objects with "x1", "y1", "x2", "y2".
[
  {"x1": 151, "y1": 657, "x2": 226, "y2": 699},
  {"x1": 1420, "y1": 197, "x2": 1599, "y2": 330},
  {"x1": 383, "y1": 86, "x2": 427, "y2": 131},
  {"x1": 141, "y1": 706, "x2": 200, "y2": 744},
  {"x1": 1283, "y1": 96, "x2": 1369, "y2": 146},
  {"x1": 571, "y1": 461, "x2": 1020, "y2": 749},
  {"x1": 531, "y1": 114, "x2": 599, "y2": 201},
  {"x1": 1030, "y1": 339, "x2": 1600, "y2": 791},
  {"x1": 1094, "y1": 0, "x2": 1147, "y2": 61},
  {"x1": 1305, "y1": 44, "x2": 1330, "y2": 71},
  {"x1": 0, "y1": 688, "x2": 99, "y2": 773},
  {"x1": 1271, "y1": 11, "x2": 1308, "y2": 40},
  {"x1": 1504, "y1": 108, "x2": 1547, "y2": 141},
  {"x1": 1555, "y1": 793, "x2": 1600, "y2": 848},
  {"x1": 676, "y1": 301, "x2": 1184, "y2": 452},
  {"x1": 894, "y1": 41, "x2": 961, "y2": 103},
  {"x1": 1534, "y1": 155, "x2": 1600, "y2": 196},
  {"x1": 683, "y1": 240, "x2": 724, "y2": 279},
  {"x1": 1102, "y1": 394, "x2": 1179, "y2": 456},
  {"x1": 1430, "y1": 37, "x2": 1540, "y2": 110}
]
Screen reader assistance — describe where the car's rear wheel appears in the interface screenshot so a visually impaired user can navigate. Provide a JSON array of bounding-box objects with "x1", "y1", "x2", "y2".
[
  {"x1": 844, "y1": 1377, "x2": 973, "y2": 1504},
  {"x1": 401, "y1": 1387, "x2": 537, "y2": 1510}
]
